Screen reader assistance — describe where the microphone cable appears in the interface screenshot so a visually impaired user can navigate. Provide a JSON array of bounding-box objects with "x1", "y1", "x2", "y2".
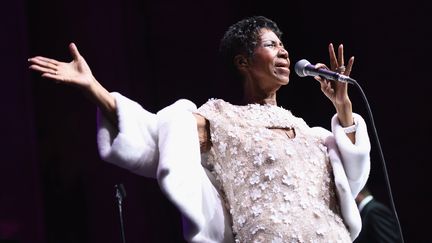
[{"x1": 350, "y1": 78, "x2": 405, "y2": 243}]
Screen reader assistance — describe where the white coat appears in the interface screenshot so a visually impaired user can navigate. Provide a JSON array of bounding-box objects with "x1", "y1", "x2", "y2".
[{"x1": 97, "y1": 93, "x2": 371, "y2": 242}]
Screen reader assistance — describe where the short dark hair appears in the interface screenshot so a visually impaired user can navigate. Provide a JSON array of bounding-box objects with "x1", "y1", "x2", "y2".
[{"x1": 219, "y1": 16, "x2": 283, "y2": 78}]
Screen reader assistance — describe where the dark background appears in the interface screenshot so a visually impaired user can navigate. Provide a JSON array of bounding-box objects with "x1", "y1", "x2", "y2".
[{"x1": 1, "y1": 0, "x2": 430, "y2": 242}]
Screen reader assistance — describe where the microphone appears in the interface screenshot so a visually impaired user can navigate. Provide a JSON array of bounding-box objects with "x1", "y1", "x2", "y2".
[{"x1": 294, "y1": 59, "x2": 355, "y2": 84}]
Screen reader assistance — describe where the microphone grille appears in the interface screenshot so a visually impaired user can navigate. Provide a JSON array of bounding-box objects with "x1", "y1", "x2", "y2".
[
  {"x1": 115, "y1": 183, "x2": 127, "y2": 198},
  {"x1": 294, "y1": 59, "x2": 311, "y2": 77}
]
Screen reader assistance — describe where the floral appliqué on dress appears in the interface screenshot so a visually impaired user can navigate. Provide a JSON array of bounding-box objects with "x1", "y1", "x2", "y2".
[{"x1": 198, "y1": 99, "x2": 351, "y2": 243}]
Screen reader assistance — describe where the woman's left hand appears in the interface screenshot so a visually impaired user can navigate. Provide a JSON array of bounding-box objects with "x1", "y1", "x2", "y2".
[
  {"x1": 314, "y1": 43, "x2": 354, "y2": 108},
  {"x1": 315, "y1": 44, "x2": 355, "y2": 131}
]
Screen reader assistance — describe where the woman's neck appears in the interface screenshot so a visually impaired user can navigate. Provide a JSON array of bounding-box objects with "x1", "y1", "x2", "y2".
[
  {"x1": 242, "y1": 88, "x2": 277, "y2": 106},
  {"x1": 242, "y1": 79, "x2": 279, "y2": 106}
]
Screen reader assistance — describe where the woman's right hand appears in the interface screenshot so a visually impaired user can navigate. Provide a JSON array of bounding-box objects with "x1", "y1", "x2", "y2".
[
  {"x1": 28, "y1": 43, "x2": 95, "y2": 90},
  {"x1": 29, "y1": 42, "x2": 119, "y2": 125}
]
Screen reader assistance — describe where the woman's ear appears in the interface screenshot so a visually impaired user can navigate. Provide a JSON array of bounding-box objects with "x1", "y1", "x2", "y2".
[{"x1": 234, "y1": 54, "x2": 248, "y2": 71}]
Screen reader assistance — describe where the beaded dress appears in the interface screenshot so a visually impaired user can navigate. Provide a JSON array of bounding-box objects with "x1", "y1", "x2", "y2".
[{"x1": 197, "y1": 99, "x2": 351, "y2": 243}]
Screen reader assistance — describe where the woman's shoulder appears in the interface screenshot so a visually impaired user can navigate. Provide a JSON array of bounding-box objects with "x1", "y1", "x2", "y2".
[
  {"x1": 198, "y1": 98, "x2": 232, "y2": 113},
  {"x1": 199, "y1": 98, "x2": 230, "y2": 107},
  {"x1": 197, "y1": 98, "x2": 241, "y2": 122}
]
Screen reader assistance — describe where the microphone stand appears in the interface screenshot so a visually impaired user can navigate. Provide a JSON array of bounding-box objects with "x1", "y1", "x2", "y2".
[{"x1": 115, "y1": 184, "x2": 127, "y2": 243}]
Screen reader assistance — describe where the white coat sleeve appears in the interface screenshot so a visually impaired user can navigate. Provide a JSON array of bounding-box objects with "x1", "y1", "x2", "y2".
[
  {"x1": 310, "y1": 113, "x2": 370, "y2": 240},
  {"x1": 156, "y1": 99, "x2": 234, "y2": 243},
  {"x1": 331, "y1": 113, "x2": 371, "y2": 197},
  {"x1": 96, "y1": 92, "x2": 159, "y2": 178}
]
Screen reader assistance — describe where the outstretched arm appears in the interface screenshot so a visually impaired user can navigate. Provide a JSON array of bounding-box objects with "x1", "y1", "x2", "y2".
[{"x1": 28, "y1": 43, "x2": 118, "y2": 126}]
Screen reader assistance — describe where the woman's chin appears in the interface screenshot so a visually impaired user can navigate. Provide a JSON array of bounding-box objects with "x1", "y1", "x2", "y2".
[{"x1": 279, "y1": 77, "x2": 290, "y2": 85}]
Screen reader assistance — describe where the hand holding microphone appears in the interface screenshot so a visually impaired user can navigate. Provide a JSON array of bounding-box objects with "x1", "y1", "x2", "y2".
[
  {"x1": 294, "y1": 59, "x2": 355, "y2": 84},
  {"x1": 295, "y1": 43, "x2": 357, "y2": 129},
  {"x1": 294, "y1": 43, "x2": 355, "y2": 84}
]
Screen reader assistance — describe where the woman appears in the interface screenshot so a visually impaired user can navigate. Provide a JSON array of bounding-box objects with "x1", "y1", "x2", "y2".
[{"x1": 29, "y1": 16, "x2": 370, "y2": 242}]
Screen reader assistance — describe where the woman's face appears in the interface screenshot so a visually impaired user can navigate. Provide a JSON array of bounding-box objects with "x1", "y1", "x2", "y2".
[{"x1": 247, "y1": 28, "x2": 290, "y2": 92}]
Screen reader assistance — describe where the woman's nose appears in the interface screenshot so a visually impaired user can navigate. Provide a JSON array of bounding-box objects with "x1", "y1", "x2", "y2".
[{"x1": 278, "y1": 47, "x2": 288, "y2": 58}]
